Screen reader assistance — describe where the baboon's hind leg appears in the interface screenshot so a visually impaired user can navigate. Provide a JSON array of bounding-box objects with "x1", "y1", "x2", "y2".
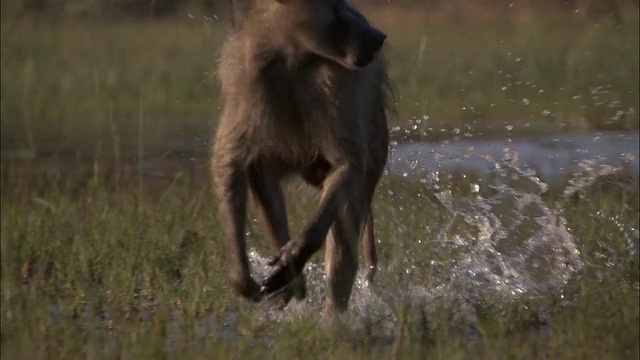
[
  {"x1": 324, "y1": 201, "x2": 364, "y2": 316},
  {"x1": 361, "y1": 209, "x2": 377, "y2": 283},
  {"x1": 248, "y1": 162, "x2": 307, "y2": 308},
  {"x1": 360, "y1": 167, "x2": 383, "y2": 283}
]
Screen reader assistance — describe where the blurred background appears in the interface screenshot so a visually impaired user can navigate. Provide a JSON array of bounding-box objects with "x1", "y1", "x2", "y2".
[{"x1": 1, "y1": 0, "x2": 638, "y2": 177}]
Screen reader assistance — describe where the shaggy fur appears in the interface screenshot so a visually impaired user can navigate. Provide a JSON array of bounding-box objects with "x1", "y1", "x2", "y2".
[{"x1": 211, "y1": 0, "x2": 391, "y2": 316}]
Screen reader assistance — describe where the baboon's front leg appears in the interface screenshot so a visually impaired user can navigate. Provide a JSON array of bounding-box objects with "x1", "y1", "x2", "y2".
[
  {"x1": 260, "y1": 164, "x2": 360, "y2": 296},
  {"x1": 212, "y1": 158, "x2": 261, "y2": 302},
  {"x1": 248, "y1": 163, "x2": 307, "y2": 306}
]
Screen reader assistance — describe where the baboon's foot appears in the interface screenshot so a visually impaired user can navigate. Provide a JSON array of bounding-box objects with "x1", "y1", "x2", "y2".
[
  {"x1": 263, "y1": 275, "x2": 307, "y2": 309},
  {"x1": 228, "y1": 270, "x2": 262, "y2": 302},
  {"x1": 260, "y1": 243, "x2": 309, "y2": 296}
]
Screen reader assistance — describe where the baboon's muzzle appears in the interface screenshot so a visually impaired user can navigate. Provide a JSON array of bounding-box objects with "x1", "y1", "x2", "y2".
[{"x1": 354, "y1": 27, "x2": 386, "y2": 68}]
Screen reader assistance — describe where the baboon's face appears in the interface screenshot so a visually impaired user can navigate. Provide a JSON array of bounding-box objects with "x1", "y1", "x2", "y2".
[{"x1": 282, "y1": 0, "x2": 386, "y2": 69}]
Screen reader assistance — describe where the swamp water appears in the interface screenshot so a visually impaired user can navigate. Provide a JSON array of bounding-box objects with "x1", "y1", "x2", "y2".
[
  {"x1": 235, "y1": 131, "x2": 637, "y2": 341},
  {"x1": 11, "y1": 130, "x2": 638, "y2": 350}
]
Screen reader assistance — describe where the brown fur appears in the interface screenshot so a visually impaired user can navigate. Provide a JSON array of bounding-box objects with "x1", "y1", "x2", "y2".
[{"x1": 211, "y1": 0, "x2": 391, "y2": 316}]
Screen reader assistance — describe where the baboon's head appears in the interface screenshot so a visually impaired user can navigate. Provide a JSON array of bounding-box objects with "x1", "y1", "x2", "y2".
[{"x1": 263, "y1": 0, "x2": 387, "y2": 69}]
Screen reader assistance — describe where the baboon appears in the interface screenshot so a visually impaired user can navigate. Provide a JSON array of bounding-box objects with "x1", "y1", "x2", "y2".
[{"x1": 211, "y1": 0, "x2": 391, "y2": 316}]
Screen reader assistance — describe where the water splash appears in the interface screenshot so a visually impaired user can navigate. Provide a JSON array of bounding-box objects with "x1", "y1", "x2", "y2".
[
  {"x1": 562, "y1": 159, "x2": 622, "y2": 198},
  {"x1": 244, "y1": 143, "x2": 634, "y2": 333}
]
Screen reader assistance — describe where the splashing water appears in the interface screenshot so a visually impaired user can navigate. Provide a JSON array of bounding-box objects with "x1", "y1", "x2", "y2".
[{"x1": 245, "y1": 141, "x2": 634, "y2": 333}]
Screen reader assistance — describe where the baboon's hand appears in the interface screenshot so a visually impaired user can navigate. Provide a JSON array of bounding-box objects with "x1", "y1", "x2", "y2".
[{"x1": 260, "y1": 244, "x2": 306, "y2": 296}]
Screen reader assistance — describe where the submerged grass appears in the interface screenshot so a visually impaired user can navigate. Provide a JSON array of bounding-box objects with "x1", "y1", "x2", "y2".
[
  {"x1": 1, "y1": 161, "x2": 637, "y2": 358},
  {"x1": 1, "y1": 6, "x2": 638, "y2": 151}
]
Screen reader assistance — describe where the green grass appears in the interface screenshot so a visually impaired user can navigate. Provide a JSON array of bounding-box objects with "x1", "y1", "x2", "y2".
[
  {"x1": 1, "y1": 6, "x2": 638, "y2": 152},
  {"x1": 1, "y1": 161, "x2": 637, "y2": 358}
]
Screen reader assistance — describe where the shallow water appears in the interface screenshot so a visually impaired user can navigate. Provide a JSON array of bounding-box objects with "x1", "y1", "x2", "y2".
[
  {"x1": 389, "y1": 131, "x2": 639, "y2": 181},
  {"x1": 27, "y1": 130, "x2": 639, "y2": 349},
  {"x1": 3, "y1": 131, "x2": 637, "y2": 183},
  {"x1": 240, "y1": 132, "x2": 638, "y2": 337}
]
